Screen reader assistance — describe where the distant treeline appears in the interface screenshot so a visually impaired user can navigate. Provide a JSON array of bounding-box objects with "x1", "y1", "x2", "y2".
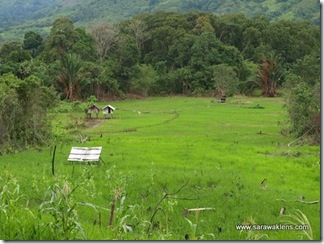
[
  {"x1": 0, "y1": 12, "x2": 320, "y2": 97},
  {"x1": 0, "y1": 0, "x2": 319, "y2": 42},
  {"x1": 0, "y1": 12, "x2": 320, "y2": 151}
]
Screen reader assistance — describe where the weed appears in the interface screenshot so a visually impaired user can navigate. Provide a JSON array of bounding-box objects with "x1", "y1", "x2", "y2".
[
  {"x1": 0, "y1": 173, "x2": 37, "y2": 240},
  {"x1": 248, "y1": 104, "x2": 265, "y2": 109},
  {"x1": 280, "y1": 209, "x2": 313, "y2": 240},
  {"x1": 239, "y1": 216, "x2": 268, "y2": 240},
  {"x1": 38, "y1": 182, "x2": 85, "y2": 240},
  {"x1": 184, "y1": 218, "x2": 198, "y2": 240}
]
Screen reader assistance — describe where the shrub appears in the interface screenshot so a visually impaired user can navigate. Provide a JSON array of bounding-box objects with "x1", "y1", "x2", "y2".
[{"x1": 286, "y1": 81, "x2": 320, "y2": 144}]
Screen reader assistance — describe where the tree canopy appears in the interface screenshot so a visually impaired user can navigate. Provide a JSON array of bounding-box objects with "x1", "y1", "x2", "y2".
[{"x1": 0, "y1": 11, "x2": 320, "y2": 150}]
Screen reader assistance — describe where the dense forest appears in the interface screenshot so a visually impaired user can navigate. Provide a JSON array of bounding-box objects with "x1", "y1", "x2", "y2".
[
  {"x1": 0, "y1": 0, "x2": 320, "y2": 42},
  {"x1": 0, "y1": 11, "x2": 320, "y2": 153}
]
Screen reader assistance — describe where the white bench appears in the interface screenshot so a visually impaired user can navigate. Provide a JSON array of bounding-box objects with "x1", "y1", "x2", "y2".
[{"x1": 68, "y1": 147, "x2": 102, "y2": 162}]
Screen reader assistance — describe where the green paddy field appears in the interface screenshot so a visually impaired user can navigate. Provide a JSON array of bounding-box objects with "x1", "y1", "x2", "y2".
[{"x1": 0, "y1": 96, "x2": 320, "y2": 240}]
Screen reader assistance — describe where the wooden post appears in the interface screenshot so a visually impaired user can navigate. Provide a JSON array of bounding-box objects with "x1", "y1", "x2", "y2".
[
  {"x1": 51, "y1": 145, "x2": 57, "y2": 176},
  {"x1": 98, "y1": 212, "x2": 102, "y2": 228},
  {"x1": 108, "y1": 188, "x2": 119, "y2": 227}
]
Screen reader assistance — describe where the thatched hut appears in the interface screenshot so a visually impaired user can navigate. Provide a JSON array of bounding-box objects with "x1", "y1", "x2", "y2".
[
  {"x1": 86, "y1": 104, "x2": 100, "y2": 118},
  {"x1": 103, "y1": 105, "x2": 115, "y2": 118}
]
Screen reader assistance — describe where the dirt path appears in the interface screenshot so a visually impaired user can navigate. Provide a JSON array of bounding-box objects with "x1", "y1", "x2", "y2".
[
  {"x1": 111, "y1": 112, "x2": 180, "y2": 133},
  {"x1": 85, "y1": 118, "x2": 106, "y2": 129},
  {"x1": 85, "y1": 112, "x2": 180, "y2": 135}
]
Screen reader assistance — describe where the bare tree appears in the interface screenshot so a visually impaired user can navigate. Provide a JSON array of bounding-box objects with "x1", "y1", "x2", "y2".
[
  {"x1": 88, "y1": 21, "x2": 120, "y2": 60},
  {"x1": 126, "y1": 18, "x2": 147, "y2": 50}
]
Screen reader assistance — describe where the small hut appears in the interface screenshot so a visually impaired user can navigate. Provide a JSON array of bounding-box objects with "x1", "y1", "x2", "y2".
[
  {"x1": 220, "y1": 95, "x2": 227, "y2": 103},
  {"x1": 103, "y1": 105, "x2": 115, "y2": 119},
  {"x1": 86, "y1": 104, "x2": 100, "y2": 118}
]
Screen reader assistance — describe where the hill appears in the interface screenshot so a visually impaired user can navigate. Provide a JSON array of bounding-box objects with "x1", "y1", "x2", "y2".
[{"x1": 0, "y1": 0, "x2": 320, "y2": 43}]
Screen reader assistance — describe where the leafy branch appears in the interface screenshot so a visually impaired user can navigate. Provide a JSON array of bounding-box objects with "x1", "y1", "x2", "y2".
[{"x1": 147, "y1": 180, "x2": 189, "y2": 234}]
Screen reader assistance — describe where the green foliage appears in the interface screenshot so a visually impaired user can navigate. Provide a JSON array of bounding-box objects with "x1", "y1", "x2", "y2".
[
  {"x1": 285, "y1": 81, "x2": 320, "y2": 143},
  {"x1": 38, "y1": 182, "x2": 86, "y2": 240},
  {"x1": 57, "y1": 53, "x2": 84, "y2": 101},
  {"x1": 0, "y1": 73, "x2": 58, "y2": 154},
  {"x1": 280, "y1": 209, "x2": 313, "y2": 240},
  {"x1": 0, "y1": 172, "x2": 39, "y2": 240},
  {"x1": 257, "y1": 52, "x2": 285, "y2": 97},
  {"x1": 0, "y1": 9, "x2": 320, "y2": 144},
  {"x1": 0, "y1": 42, "x2": 31, "y2": 76},
  {"x1": 0, "y1": 0, "x2": 319, "y2": 43},
  {"x1": 130, "y1": 64, "x2": 158, "y2": 96},
  {"x1": 70, "y1": 28, "x2": 96, "y2": 62},
  {"x1": 288, "y1": 54, "x2": 320, "y2": 86},
  {"x1": 211, "y1": 64, "x2": 239, "y2": 97},
  {"x1": 86, "y1": 95, "x2": 98, "y2": 104},
  {"x1": 192, "y1": 15, "x2": 214, "y2": 35},
  {"x1": 190, "y1": 32, "x2": 220, "y2": 69},
  {"x1": 265, "y1": 20, "x2": 319, "y2": 64},
  {"x1": 23, "y1": 31, "x2": 44, "y2": 58},
  {"x1": 0, "y1": 171, "x2": 104, "y2": 240},
  {"x1": 41, "y1": 18, "x2": 79, "y2": 62}
]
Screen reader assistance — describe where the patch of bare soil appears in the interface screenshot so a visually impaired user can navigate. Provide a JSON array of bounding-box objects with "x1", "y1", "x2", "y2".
[{"x1": 85, "y1": 118, "x2": 106, "y2": 129}]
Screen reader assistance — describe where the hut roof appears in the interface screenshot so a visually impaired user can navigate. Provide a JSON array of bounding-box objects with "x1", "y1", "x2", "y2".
[
  {"x1": 88, "y1": 104, "x2": 100, "y2": 110},
  {"x1": 103, "y1": 105, "x2": 115, "y2": 110}
]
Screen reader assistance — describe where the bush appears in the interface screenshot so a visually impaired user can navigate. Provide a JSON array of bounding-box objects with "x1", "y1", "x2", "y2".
[
  {"x1": 0, "y1": 73, "x2": 57, "y2": 153},
  {"x1": 286, "y1": 81, "x2": 320, "y2": 143}
]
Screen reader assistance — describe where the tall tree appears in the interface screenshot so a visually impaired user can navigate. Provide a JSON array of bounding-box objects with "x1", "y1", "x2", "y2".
[
  {"x1": 70, "y1": 28, "x2": 97, "y2": 62},
  {"x1": 211, "y1": 64, "x2": 239, "y2": 97},
  {"x1": 88, "y1": 21, "x2": 120, "y2": 61},
  {"x1": 0, "y1": 41, "x2": 31, "y2": 75},
  {"x1": 23, "y1": 31, "x2": 43, "y2": 58},
  {"x1": 192, "y1": 15, "x2": 214, "y2": 35},
  {"x1": 289, "y1": 53, "x2": 320, "y2": 86},
  {"x1": 57, "y1": 53, "x2": 84, "y2": 101},
  {"x1": 125, "y1": 18, "x2": 148, "y2": 50},
  {"x1": 190, "y1": 32, "x2": 221, "y2": 69},
  {"x1": 265, "y1": 20, "x2": 320, "y2": 65},
  {"x1": 129, "y1": 64, "x2": 158, "y2": 96},
  {"x1": 214, "y1": 14, "x2": 246, "y2": 50},
  {"x1": 42, "y1": 18, "x2": 78, "y2": 62},
  {"x1": 257, "y1": 52, "x2": 284, "y2": 97}
]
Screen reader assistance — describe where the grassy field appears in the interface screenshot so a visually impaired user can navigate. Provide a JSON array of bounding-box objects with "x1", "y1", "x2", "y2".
[{"x1": 0, "y1": 96, "x2": 320, "y2": 240}]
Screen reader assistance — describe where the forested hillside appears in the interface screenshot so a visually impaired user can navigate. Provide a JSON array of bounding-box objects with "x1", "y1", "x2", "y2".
[{"x1": 0, "y1": 0, "x2": 320, "y2": 42}]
